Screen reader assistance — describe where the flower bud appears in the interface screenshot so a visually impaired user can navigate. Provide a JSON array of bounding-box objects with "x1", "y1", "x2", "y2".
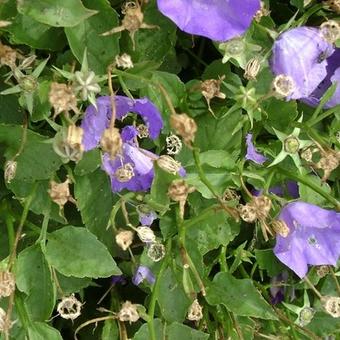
[
  {"x1": 157, "y1": 155, "x2": 182, "y2": 175},
  {"x1": 115, "y1": 230, "x2": 134, "y2": 251},
  {"x1": 187, "y1": 299, "x2": 203, "y2": 321},
  {"x1": 321, "y1": 296, "x2": 340, "y2": 318},
  {"x1": 298, "y1": 307, "x2": 315, "y2": 326},
  {"x1": 118, "y1": 301, "x2": 140, "y2": 323},
  {"x1": 0, "y1": 307, "x2": 13, "y2": 333},
  {"x1": 272, "y1": 220, "x2": 290, "y2": 237},
  {"x1": 49, "y1": 82, "x2": 78, "y2": 118},
  {"x1": 244, "y1": 57, "x2": 261, "y2": 80},
  {"x1": 0, "y1": 271, "x2": 15, "y2": 298},
  {"x1": 114, "y1": 163, "x2": 135, "y2": 182},
  {"x1": 4, "y1": 160, "x2": 17, "y2": 184},
  {"x1": 284, "y1": 136, "x2": 300, "y2": 154},
  {"x1": 19, "y1": 75, "x2": 37, "y2": 93},
  {"x1": 147, "y1": 243, "x2": 166, "y2": 262},
  {"x1": 320, "y1": 20, "x2": 340, "y2": 43},
  {"x1": 57, "y1": 294, "x2": 82, "y2": 320},
  {"x1": 100, "y1": 127, "x2": 122, "y2": 159},
  {"x1": 136, "y1": 226, "x2": 156, "y2": 243},
  {"x1": 115, "y1": 53, "x2": 134, "y2": 69},
  {"x1": 272, "y1": 74, "x2": 295, "y2": 97},
  {"x1": 166, "y1": 134, "x2": 182, "y2": 155},
  {"x1": 170, "y1": 113, "x2": 197, "y2": 146}
]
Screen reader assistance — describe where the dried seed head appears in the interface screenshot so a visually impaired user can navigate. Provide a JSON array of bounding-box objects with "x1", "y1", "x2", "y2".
[
  {"x1": 0, "y1": 271, "x2": 15, "y2": 298},
  {"x1": 254, "y1": 195, "x2": 272, "y2": 218},
  {"x1": 272, "y1": 220, "x2": 290, "y2": 237},
  {"x1": 114, "y1": 163, "x2": 135, "y2": 182},
  {"x1": 315, "y1": 150, "x2": 339, "y2": 181},
  {"x1": 168, "y1": 179, "x2": 192, "y2": 202},
  {"x1": 0, "y1": 307, "x2": 13, "y2": 333},
  {"x1": 316, "y1": 265, "x2": 330, "y2": 278},
  {"x1": 48, "y1": 179, "x2": 76, "y2": 209},
  {"x1": 238, "y1": 203, "x2": 258, "y2": 223},
  {"x1": 4, "y1": 160, "x2": 17, "y2": 184},
  {"x1": 118, "y1": 301, "x2": 140, "y2": 323},
  {"x1": 254, "y1": 2, "x2": 270, "y2": 22},
  {"x1": 187, "y1": 299, "x2": 203, "y2": 321},
  {"x1": 57, "y1": 295, "x2": 82, "y2": 320},
  {"x1": 49, "y1": 82, "x2": 78, "y2": 118},
  {"x1": 201, "y1": 77, "x2": 226, "y2": 101},
  {"x1": 222, "y1": 188, "x2": 240, "y2": 202},
  {"x1": 100, "y1": 127, "x2": 123, "y2": 159},
  {"x1": 115, "y1": 53, "x2": 134, "y2": 69},
  {"x1": 0, "y1": 42, "x2": 16, "y2": 68},
  {"x1": 156, "y1": 155, "x2": 182, "y2": 175},
  {"x1": 136, "y1": 124, "x2": 149, "y2": 138},
  {"x1": 244, "y1": 57, "x2": 261, "y2": 80},
  {"x1": 321, "y1": 296, "x2": 340, "y2": 318},
  {"x1": 166, "y1": 134, "x2": 182, "y2": 155},
  {"x1": 147, "y1": 243, "x2": 166, "y2": 262},
  {"x1": 272, "y1": 74, "x2": 295, "y2": 97},
  {"x1": 136, "y1": 226, "x2": 156, "y2": 243},
  {"x1": 170, "y1": 113, "x2": 197, "y2": 146},
  {"x1": 324, "y1": 0, "x2": 340, "y2": 13},
  {"x1": 298, "y1": 307, "x2": 315, "y2": 326},
  {"x1": 284, "y1": 136, "x2": 300, "y2": 154},
  {"x1": 67, "y1": 125, "x2": 84, "y2": 149},
  {"x1": 115, "y1": 230, "x2": 134, "y2": 251},
  {"x1": 301, "y1": 147, "x2": 315, "y2": 162},
  {"x1": 320, "y1": 20, "x2": 340, "y2": 43}
]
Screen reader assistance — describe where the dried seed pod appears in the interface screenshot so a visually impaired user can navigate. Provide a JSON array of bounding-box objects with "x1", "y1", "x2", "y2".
[
  {"x1": 0, "y1": 42, "x2": 16, "y2": 68},
  {"x1": 0, "y1": 271, "x2": 15, "y2": 298},
  {"x1": 118, "y1": 301, "x2": 140, "y2": 323},
  {"x1": 136, "y1": 226, "x2": 156, "y2": 243},
  {"x1": 48, "y1": 179, "x2": 76, "y2": 209},
  {"x1": 320, "y1": 20, "x2": 340, "y2": 43},
  {"x1": 4, "y1": 160, "x2": 17, "y2": 184},
  {"x1": 168, "y1": 179, "x2": 195, "y2": 218},
  {"x1": 57, "y1": 295, "x2": 82, "y2": 320},
  {"x1": 315, "y1": 150, "x2": 339, "y2": 181},
  {"x1": 0, "y1": 307, "x2": 13, "y2": 333},
  {"x1": 100, "y1": 127, "x2": 123, "y2": 159},
  {"x1": 187, "y1": 299, "x2": 203, "y2": 321},
  {"x1": 238, "y1": 203, "x2": 258, "y2": 223},
  {"x1": 166, "y1": 134, "x2": 182, "y2": 155},
  {"x1": 272, "y1": 220, "x2": 290, "y2": 237},
  {"x1": 272, "y1": 74, "x2": 295, "y2": 98},
  {"x1": 170, "y1": 113, "x2": 197, "y2": 147},
  {"x1": 244, "y1": 57, "x2": 261, "y2": 80},
  {"x1": 156, "y1": 155, "x2": 182, "y2": 175},
  {"x1": 324, "y1": 0, "x2": 340, "y2": 13},
  {"x1": 316, "y1": 265, "x2": 330, "y2": 278},
  {"x1": 136, "y1": 124, "x2": 149, "y2": 138},
  {"x1": 115, "y1": 53, "x2": 134, "y2": 69},
  {"x1": 115, "y1": 230, "x2": 134, "y2": 251},
  {"x1": 321, "y1": 296, "x2": 340, "y2": 318},
  {"x1": 147, "y1": 243, "x2": 165, "y2": 262},
  {"x1": 200, "y1": 77, "x2": 226, "y2": 115},
  {"x1": 114, "y1": 163, "x2": 135, "y2": 182},
  {"x1": 49, "y1": 82, "x2": 78, "y2": 118},
  {"x1": 254, "y1": 195, "x2": 272, "y2": 219}
]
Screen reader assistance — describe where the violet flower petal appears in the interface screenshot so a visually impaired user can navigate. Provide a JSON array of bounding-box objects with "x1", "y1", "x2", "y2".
[
  {"x1": 253, "y1": 181, "x2": 299, "y2": 198},
  {"x1": 139, "y1": 210, "x2": 158, "y2": 226},
  {"x1": 157, "y1": 0, "x2": 260, "y2": 42},
  {"x1": 271, "y1": 27, "x2": 334, "y2": 100},
  {"x1": 274, "y1": 202, "x2": 340, "y2": 278},
  {"x1": 121, "y1": 125, "x2": 138, "y2": 142},
  {"x1": 132, "y1": 265, "x2": 155, "y2": 285},
  {"x1": 245, "y1": 133, "x2": 267, "y2": 164}
]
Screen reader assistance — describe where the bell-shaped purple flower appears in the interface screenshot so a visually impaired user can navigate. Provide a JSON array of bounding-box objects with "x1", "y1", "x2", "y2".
[
  {"x1": 245, "y1": 133, "x2": 267, "y2": 164},
  {"x1": 81, "y1": 96, "x2": 163, "y2": 151},
  {"x1": 274, "y1": 202, "x2": 340, "y2": 278},
  {"x1": 157, "y1": 0, "x2": 261, "y2": 42},
  {"x1": 132, "y1": 265, "x2": 155, "y2": 286},
  {"x1": 271, "y1": 27, "x2": 335, "y2": 100}
]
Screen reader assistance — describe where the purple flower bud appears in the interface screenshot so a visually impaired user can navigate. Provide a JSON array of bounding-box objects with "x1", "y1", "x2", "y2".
[
  {"x1": 253, "y1": 181, "x2": 299, "y2": 199},
  {"x1": 132, "y1": 266, "x2": 155, "y2": 286},
  {"x1": 111, "y1": 275, "x2": 126, "y2": 285},
  {"x1": 270, "y1": 272, "x2": 288, "y2": 305},
  {"x1": 157, "y1": 0, "x2": 261, "y2": 42},
  {"x1": 274, "y1": 202, "x2": 340, "y2": 278},
  {"x1": 137, "y1": 205, "x2": 158, "y2": 226},
  {"x1": 245, "y1": 133, "x2": 267, "y2": 164}
]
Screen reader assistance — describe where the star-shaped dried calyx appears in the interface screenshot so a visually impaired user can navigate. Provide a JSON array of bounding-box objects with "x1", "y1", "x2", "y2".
[
  {"x1": 200, "y1": 76, "x2": 226, "y2": 117},
  {"x1": 102, "y1": 1, "x2": 158, "y2": 50},
  {"x1": 48, "y1": 179, "x2": 77, "y2": 215}
]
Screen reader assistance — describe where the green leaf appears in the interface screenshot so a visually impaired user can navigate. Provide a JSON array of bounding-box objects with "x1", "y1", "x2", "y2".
[
  {"x1": 133, "y1": 319, "x2": 163, "y2": 340},
  {"x1": 74, "y1": 169, "x2": 115, "y2": 250},
  {"x1": 15, "y1": 245, "x2": 55, "y2": 321},
  {"x1": 31, "y1": 81, "x2": 52, "y2": 122},
  {"x1": 186, "y1": 211, "x2": 240, "y2": 255},
  {"x1": 102, "y1": 318, "x2": 119, "y2": 340},
  {"x1": 55, "y1": 272, "x2": 92, "y2": 295},
  {"x1": 206, "y1": 272, "x2": 277, "y2": 320},
  {"x1": 298, "y1": 176, "x2": 331, "y2": 205},
  {"x1": 45, "y1": 226, "x2": 121, "y2": 278},
  {"x1": 65, "y1": 0, "x2": 119, "y2": 74},
  {"x1": 167, "y1": 322, "x2": 209, "y2": 340},
  {"x1": 158, "y1": 268, "x2": 191, "y2": 323},
  {"x1": 189, "y1": 150, "x2": 236, "y2": 169},
  {"x1": 0, "y1": 124, "x2": 62, "y2": 181},
  {"x1": 27, "y1": 322, "x2": 62, "y2": 340},
  {"x1": 17, "y1": 0, "x2": 97, "y2": 27},
  {"x1": 74, "y1": 149, "x2": 101, "y2": 176},
  {"x1": 255, "y1": 249, "x2": 286, "y2": 277}
]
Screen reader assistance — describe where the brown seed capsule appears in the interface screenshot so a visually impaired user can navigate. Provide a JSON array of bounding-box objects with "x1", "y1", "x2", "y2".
[
  {"x1": 272, "y1": 75, "x2": 295, "y2": 98},
  {"x1": 254, "y1": 195, "x2": 272, "y2": 219},
  {"x1": 0, "y1": 271, "x2": 15, "y2": 298},
  {"x1": 272, "y1": 220, "x2": 290, "y2": 237},
  {"x1": 187, "y1": 299, "x2": 203, "y2": 321},
  {"x1": 170, "y1": 113, "x2": 197, "y2": 147},
  {"x1": 200, "y1": 77, "x2": 226, "y2": 115},
  {"x1": 156, "y1": 155, "x2": 182, "y2": 175},
  {"x1": 320, "y1": 20, "x2": 340, "y2": 43},
  {"x1": 324, "y1": 0, "x2": 340, "y2": 13},
  {"x1": 48, "y1": 179, "x2": 76, "y2": 209},
  {"x1": 100, "y1": 127, "x2": 123, "y2": 159},
  {"x1": 115, "y1": 230, "x2": 134, "y2": 251},
  {"x1": 0, "y1": 42, "x2": 16, "y2": 68},
  {"x1": 321, "y1": 296, "x2": 340, "y2": 318},
  {"x1": 136, "y1": 226, "x2": 156, "y2": 243},
  {"x1": 244, "y1": 57, "x2": 261, "y2": 80},
  {"x1": 0, "y1": 307, "x2": 13, "y2": 333},
  {"x1": 115, "y1": 53, "x2": 134, "y2": 69},
  {"x1": 315, "y1": 150, "x2": 339, "y2": 181},
  {"x1": 238, "y1": 203, "x2": 258, "y2": 223},
  {"x1": 316, "y1": 265, "x2": 330, "y2": 278},
  {"x1": 57, "y1": 294, "x2": 82, "y2": 320},
  {"x1": 49, "y1": 82, "x2": 78, "y2": 118},
  {"x1": 118, "y1": 301, "x2": 140, "y2": 323},
  {"x1": 4, "y1": 160, "x2": 17, "y2": 184}
]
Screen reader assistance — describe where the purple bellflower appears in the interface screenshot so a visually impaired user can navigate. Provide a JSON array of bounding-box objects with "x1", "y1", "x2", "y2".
[
  {"x1": 157, "y1": 0, "x2": 261, "y2": 42},
  {"x1": 274, "y1": 202, "x2": 340, "y2": 278},
  {"x1": 270, "y1": 271, "x2": 288, "y2": 305},
  {"x1": 132, "y1": 265, "x2": 155, "y2": 286},
  {"x1": 137, "y1": 205, "x2": 158, "y2": 226},
  {"x1": 81, "y1": 96, "x2": 163, "y2": 193},
  {"x1": 253, "y1": 181, "x2": 299, "y2": 199},
  {"x1": 245, "y1": 133, "x2": 267, "y2": 164},
  {"x1": 271, "y1": 27, "x2": 339, "y2": 106}
]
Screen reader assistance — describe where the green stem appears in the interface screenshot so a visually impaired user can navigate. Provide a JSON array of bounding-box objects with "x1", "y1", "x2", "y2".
[
  {"x1": 219, "y1": 245, "x2": 228, "y2": 272},
  {"x1": 147, "y1": 239, "x2": 171, "y2": 340},
  {"x1": 14, "y1": 293, "x2": 31, "y2": 331},
  {"x1": 37, "y1": 202, "x2": 51, "y2": 254},
  {"x1": 308, "y1": 106, "x2": 339, "y2": 127},
  {"x1": 5, "y1": 214, "x2": 15, "y2": 253},
  {"x1": 278, "y1": 168, "x2": 340, "y2": 210},
  {"x1": 118, "y1": 75, "x2": 134, "y2": 99}
]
